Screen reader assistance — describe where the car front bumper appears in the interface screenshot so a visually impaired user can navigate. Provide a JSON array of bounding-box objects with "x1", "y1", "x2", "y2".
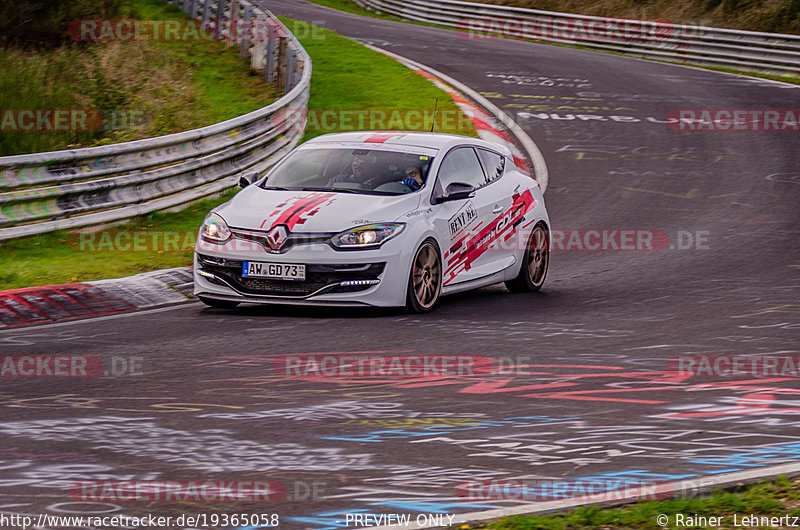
[{"x1": 193, "y1": 237, "x2": 411, "y2": 307}]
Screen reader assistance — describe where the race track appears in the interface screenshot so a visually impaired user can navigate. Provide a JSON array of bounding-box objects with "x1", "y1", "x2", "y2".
[{"x1": 1, "y1": 2, "x2": 799, "y2": 528}]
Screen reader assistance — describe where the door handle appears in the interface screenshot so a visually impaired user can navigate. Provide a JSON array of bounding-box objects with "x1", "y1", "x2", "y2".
[{"x1": 492, "y1": 206, "x2": 503, "y2": 214}]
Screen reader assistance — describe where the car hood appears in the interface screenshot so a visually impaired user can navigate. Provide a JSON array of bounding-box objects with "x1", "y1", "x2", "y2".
[{"x1": 215, "y1": 187, "x2": 422, "y2": 233}]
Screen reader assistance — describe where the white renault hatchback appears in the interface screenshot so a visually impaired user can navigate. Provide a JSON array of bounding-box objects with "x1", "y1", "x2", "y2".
[{"x1": 194, "y1": 131, "x2": 549, "y2": 312}]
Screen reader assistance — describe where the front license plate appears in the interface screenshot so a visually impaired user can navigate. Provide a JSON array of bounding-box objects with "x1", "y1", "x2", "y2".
[{"x1": 242, "y1": 261, "x2": 306, "y2": 280}]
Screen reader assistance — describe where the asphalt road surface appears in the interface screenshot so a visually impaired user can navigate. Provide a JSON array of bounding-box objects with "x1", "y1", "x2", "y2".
[{"x1": 1, "y1": 2, "x2": 799, "y2": 528}]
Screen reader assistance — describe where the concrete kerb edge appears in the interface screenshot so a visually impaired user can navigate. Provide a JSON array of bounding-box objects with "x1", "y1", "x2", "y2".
[{"x1": 363, "y1": 461, "x2": 800, "y2": 529}]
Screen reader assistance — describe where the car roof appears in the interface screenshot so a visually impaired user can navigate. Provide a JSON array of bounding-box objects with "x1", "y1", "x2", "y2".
[{"x1": 303, "y1": 131, "x2": 513, "y2": 157}]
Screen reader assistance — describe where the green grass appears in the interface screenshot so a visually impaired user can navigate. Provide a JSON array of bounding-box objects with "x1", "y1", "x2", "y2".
[
  {"x1": 0, "y1": 17, "x2": 476, "y2": 290},
  {"x1": 279, "y1": 16, "x2": 476, "y2": 140},
  {"x1": 302, "y1": 0, "x2": 800, "y2": 86},
  {"x1": 0, "y1": 0, "x2": 278, "y2": 155},
  {"x1": 456, "y1": 476, "x2": 800, "y2": 530},
  {"x1": 0, "y1": 192, "x2": 236, "y2": 289}
]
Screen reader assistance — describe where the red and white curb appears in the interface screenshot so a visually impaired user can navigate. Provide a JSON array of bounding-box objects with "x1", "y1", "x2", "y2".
[
  {"x1": 364, "y1": 44, "x2": 549, "y2": 191},
  {"x1": 0, "y1": 267, "x2": 192, "y2": 328}
]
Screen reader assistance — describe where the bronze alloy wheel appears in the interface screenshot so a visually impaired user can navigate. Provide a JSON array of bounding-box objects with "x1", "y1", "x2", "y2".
[
  {"x1": 527, "y1": 225, "x2": 549, "y2": 288},
  {"x1": 506, "y1": 223, "x2": 549, "y2": 293},
  {"x1": 407, "y1": 240, "x2": 442, "y2": 312}
]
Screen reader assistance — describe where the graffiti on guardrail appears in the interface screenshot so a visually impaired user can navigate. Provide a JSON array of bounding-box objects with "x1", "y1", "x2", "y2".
[{"x1": 0, "y1": 1, "x2": 311, "y2": 241}]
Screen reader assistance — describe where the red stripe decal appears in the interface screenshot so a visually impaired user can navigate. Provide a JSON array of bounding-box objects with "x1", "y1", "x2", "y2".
[
  {"x1": 445, "y1": 189, "x2": 537, "y2": 285},
  {"x1": 364, "y1": 133, "x2": 400, "y2": 143},
  {"x1": 265, "y1": 193, "x2": 337, "y2": 231}
]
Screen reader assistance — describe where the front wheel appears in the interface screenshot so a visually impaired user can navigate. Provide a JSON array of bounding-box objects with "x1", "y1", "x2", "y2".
[
  {"x1": 198, "y1": 296, "x2": 240, "y2": 309},
  {"x1": 406, "y1": 239, "x2": 442, "y2": 313},
  {"x1": 506, "y1": 223, "x2": 549, "y2": 293}
]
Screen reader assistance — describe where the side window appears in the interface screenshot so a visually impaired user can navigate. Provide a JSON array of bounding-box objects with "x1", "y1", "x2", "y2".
[
  {"x1": 436, "y1": 147, "x2": 487, "y2": 190},
  {"x1": 476, "y1": 149, "x2": 505, "y2": 184}
]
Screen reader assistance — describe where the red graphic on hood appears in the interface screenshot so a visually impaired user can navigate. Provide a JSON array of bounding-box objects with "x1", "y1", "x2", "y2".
[
  {"x1": 445, "y1": 189, "x2": 537, "y2": 285},
  {"x1": 260, "y1": 192, "x2": 337, "y2": 231}
]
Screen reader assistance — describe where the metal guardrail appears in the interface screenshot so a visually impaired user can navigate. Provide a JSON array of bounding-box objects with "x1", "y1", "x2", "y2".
[
  {"x1": 354, "y1": 0, "x2": 800, "y2": 76},
  {"x1": 0, "y1": 0, "x2": 311, "y2": 240}
]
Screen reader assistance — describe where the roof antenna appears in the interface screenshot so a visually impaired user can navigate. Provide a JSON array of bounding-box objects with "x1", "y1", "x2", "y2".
[{"x1": 429, "y1": 97, "x2": 439, "y2": 132}]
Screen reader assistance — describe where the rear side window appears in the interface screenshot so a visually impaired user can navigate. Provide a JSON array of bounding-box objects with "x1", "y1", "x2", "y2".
[
  {"x1": 437, "y1": 147, "x2": 486, "y2": 190},
  {"x1": 476, "y1": 149, "x2": 505, "y2": 184}
]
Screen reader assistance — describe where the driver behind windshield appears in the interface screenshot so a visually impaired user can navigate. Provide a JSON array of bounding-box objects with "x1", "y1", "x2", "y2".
[
  {"x1": 327, "y1": 155, "x2": 376, "y2": 187},
  {"x1": 402, "y1": 166, "x2": 423, "y2": 191}
]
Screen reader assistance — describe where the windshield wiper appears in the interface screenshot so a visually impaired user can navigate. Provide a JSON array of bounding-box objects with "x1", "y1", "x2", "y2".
[{"x1": 300, "y1": 187, "x2": 361, "y2": 194}]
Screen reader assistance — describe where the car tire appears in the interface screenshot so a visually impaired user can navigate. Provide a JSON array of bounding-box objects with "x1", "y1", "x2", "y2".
[
  {"x1": 506, "y1": 223, "x2": 549, "y2": 293},
  {"x1": 198, "y1": 296, "x2": 240, "y2": 309},
  {"x1": 406, "y1": 239, "x2": 442, "y2": 313}
]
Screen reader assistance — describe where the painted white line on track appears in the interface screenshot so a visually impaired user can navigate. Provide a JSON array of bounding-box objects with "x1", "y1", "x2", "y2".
[{"x1": 363, "y1": 461, "x2": 800, "y2": 529}]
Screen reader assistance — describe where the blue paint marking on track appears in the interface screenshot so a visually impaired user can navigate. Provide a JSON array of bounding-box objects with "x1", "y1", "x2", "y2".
[
  {"x1": 321, "y1": 415, "x2": 580, "y2": 442},
  {"x1": 688, "y1": 442, "x2": 800, "y2": 469}
]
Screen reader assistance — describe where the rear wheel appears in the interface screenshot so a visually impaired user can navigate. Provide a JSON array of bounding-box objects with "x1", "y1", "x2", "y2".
[
  {"x1": 406, "y1": 239, "x2": 442, "y2": 313},
  {"x1": 198, "y1": 296, "x2": 240, "y2": 309},
  {"x1": 506, "y1": 223, "x2": 549, "y2": 293}
]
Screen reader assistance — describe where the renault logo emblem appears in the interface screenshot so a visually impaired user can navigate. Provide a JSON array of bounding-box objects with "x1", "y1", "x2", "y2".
[{"x1": 264, "y1": 225, "x2": 288, "y2": 251}]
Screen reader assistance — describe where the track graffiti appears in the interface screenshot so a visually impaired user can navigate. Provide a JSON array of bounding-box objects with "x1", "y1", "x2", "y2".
[{"x1": 0, "y1": 416, "x2": 376, "y2": 472}]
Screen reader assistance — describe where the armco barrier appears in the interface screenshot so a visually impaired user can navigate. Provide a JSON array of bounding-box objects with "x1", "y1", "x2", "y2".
[
  {"x1": 354, "y1": 0, "x2": 800, "y2": 76},
  {"x1": 0, "y1": 0, "x2": 310, "y2": 241}
]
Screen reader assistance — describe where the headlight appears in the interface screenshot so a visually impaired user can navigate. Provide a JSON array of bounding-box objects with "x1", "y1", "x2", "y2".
[
  {"x1": 200, "y1": 213, "x2": 231, "y2": 243},
  {"x1": 331, "y1": 223, "x2": 405, "y2": 249}
]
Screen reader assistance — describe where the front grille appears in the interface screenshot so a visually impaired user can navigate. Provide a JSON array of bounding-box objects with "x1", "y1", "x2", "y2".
[
  {"x1": 230, "y1": 229, "x2": 334, "y2": 254},
  {"x1": 197, "y1": 254, "x2": 385, "y2": 297}
]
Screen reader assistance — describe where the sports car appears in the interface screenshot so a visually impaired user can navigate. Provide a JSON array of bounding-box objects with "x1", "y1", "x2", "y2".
[{"x1": 194, "y1": 131, "x2": 550, "y2": 312}]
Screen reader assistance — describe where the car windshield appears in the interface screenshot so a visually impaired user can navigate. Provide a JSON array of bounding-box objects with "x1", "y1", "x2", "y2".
[{"x1": 261, "y1": 147, "x2": 434, "y2": 195}]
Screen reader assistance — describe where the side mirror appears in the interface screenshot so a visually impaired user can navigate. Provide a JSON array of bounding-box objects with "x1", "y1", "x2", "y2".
[
  {"x1": 437, "y1": 182, "x2": 476, "y2": 202},
  {"x1": 239, "y1": 171, "x2": 259, "y2": 188}
]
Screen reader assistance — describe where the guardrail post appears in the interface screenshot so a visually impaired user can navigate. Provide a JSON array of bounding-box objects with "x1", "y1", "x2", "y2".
[
  {"x1": 227, "y1": 0, "x2": 239, "y2": 47},
  {"x1": 250, "y1": 14, "x2": 267, "y2": 71},
  {"x1": 265, "y1": 23, "x2": 278, "y2": 84},
  {"x1": 285, "y1": 49, "x2": 297, "y2": 92},
  {"x1": 239, "y1": 4, "x2": 254, "y2": 59},
  {"x1": 202, "y1": 0, "x2": 213, "y2": 22},
  {"x1": 215, "y1": 0, "x2": 228, "y2": 40},
  {"x1": 275, "y1": 36, "x2": 288, "y2": 93}
]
